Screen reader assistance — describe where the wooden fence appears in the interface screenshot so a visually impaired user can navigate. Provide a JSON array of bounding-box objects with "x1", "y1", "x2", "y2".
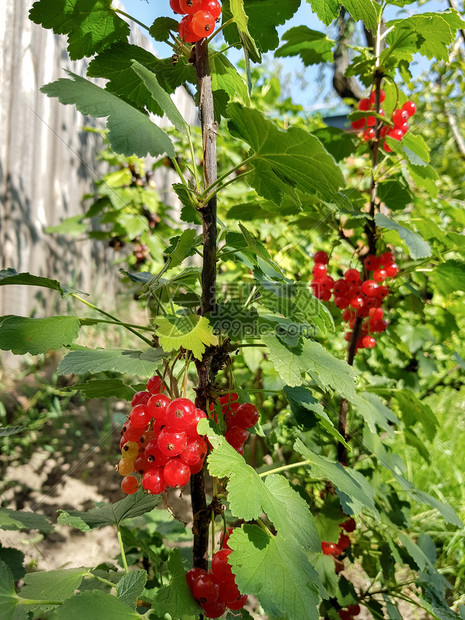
[{"x1": 0, "y1": 1, "x2": 195, "y2": 321}]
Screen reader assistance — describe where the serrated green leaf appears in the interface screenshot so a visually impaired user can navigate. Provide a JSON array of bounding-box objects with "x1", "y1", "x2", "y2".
[
  {"x1": 312, "y1": 126, "x2": 356, "y2": 162},
  {"x1": 351, "y1": 392, "x2": 399, "y2": 435},
  {"x1": 149, "y1": 17, "x2": 179, "y2": 42},
  {"x1": 56, "y1": 590, "x2": 140, "y2": 620},
  {"x1": 116, "y1": 569, "x2": 147, "y2": 609},
  {"x1": 407, "y1": 163, "x2": 439, "y2": 197},
  {"x1": 205, "y1": 428, "x2": 320, "y2": 551},
  {"x1": 45, "y1": 214, "x2": 88, "y2": 236},
  {"x1": 228, "y1": 525, "x2": 321, "y2": 620},
  {"x1": 57, "y1": 347, "x2": 166, "y2": 377},
  {"x1": 276, "y1": 26, "x2": 334, "y2": 65},
  {"x1": 57, "y1": 490, "x2": 160, "y2": 530},
  {"x1": 375, "y1": 213, "x2": 431, "y2": 259},
  {"x1": 0, "y1": 509, "x2": 53, "y2": 533},
  {"x1": 69, "y1": 379, "x2": 134, "y2": 400},
  {"x1": 155, "y1": 315, "x2": 218, "y2": 360},
  {"x1": 241, "y1": 0, "x2": 301, "y2": 53},
  {"x1": 0, "y1": 316, "x2": 80, "y2": 355},
  {"x1": 0, "y1": 269, "x2": 70, "y2": 296},
  {"x1": 401, "y1": 132, "x2": 430, "y2": 166},
  {"x1": 227, "y1": 103, "x2": 344, "y2": 205},
  {"x1": 0, "y1": 548, "x2": 25, "y2": 582},
  {"x1": 306, "y1": 0, "x2": 340, "y2": 26},
  {"x1": 344, "y1": 0, "x2": 380, "y2": 31},
  {"x1": 431, "y1": 260, "x2": 465, "y2": 296},
  {"x1": 29, "y1": 0, "x2": 129, "y2": 60},
  {"x1": 0, "y1": 561, "x2": 17, "y2": 620},
  {"x1": 0, "y1": 426, "x2": 23, "y2": 437},
  {"x1": 294, "y1": 439, "x2": 376, "y2": 514},
  {"x1": 392, "y1": 389, "x2": 438, "y2": 441},
  {"x1": 41, "y1": 73, "x2": 174, "y2": 158},
  {"x1": 131, "y1": 61, "x2": 187, "y2": 133},
  {"x1": 152, "y1": 549, "x2": 200, "y2": 619},
  {"x1": 164, "y1": 229, "x2": 201, "y2": 270},
  {"x1": 19, "y1": 568, "x2": 88, "y2": 611},
  {"x1": 210, "y1": 52, "x2": 250, "y2": 106},
  {"x1": 227, "y1": 0, "x2": 261, "y2": 62},
  {"x1": 377, "y1": 179, "x2": 412, "y2": 211}
]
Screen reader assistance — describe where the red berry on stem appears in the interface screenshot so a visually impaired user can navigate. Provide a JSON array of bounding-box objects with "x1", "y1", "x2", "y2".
[
  {"x1": 186, "y1": 567, "x2": 208, "y2": 590},
  {"x1": 334, "y1": 278, "x2": 349, "y2": 296},
  {"x1": 313, "y1": 250, "x2": 329, "y2": 264},
  {"x1": 187, "y1": 407, "x2": 207, "y2": 437},
  {"x1": 363, "y1": 128, "x2": 375, "y2": 141},
  {"x1": 164, "y1": 458, "x2": 191, "y2": 487},
  {"x1": 233, "y1": 402, "x2": 259, "y2": 429},
  {"x1": 200, "y1": 600, "x2": 226, "y2": 619},
  {"x1": 345, "y1": 268, "x2": 361, "y2": 283},
  {"x1": 142, "y1": 467, "x2": 166, "y2": 494},
  {"x1": 131, "y1": 390, "x2": 150, "y2": 407},
  {"x1": 189, "y1": 459, "x2": 205, "y2": 474},
  {"x1": 178, "y1": 15, "x2": 202, "y2": 42},
  {"x1": 146, "y1": 393, "x2": 170, "y2": 420},
  {"x1": 350, "y1": 296, "x2": 364, "y2": 310},
  {"x1": 385, "y1": 263, "x2": 398, "y2": 277},
  {"x1": 191, "y1": 572, "x2": 220, "y2": 603},
  {"x1": 364, "y1": 254, "x2": 380, "y2": 271},
  {"x1": 373, "y1": 268, "x2": 387, "y2": 283},
  {"x1": 321, "y1": 541, "x2": 342, "y2": 556},
  {"x1": 122, "y1": 422, "x2": 143, "y2": 443},
  {"x1": 201, "y1": 0, "x2": 222, "y2": 20},
  {"x1": 146, "y1": 375, "x2": 164, "y2": 393},
  {"x1": 388, "y1": 128, "x2": 403, "y2": 142},
  {"x1": 227, "y1": 593, "x2": 248, "y2": 610},
  {"x1": 313, "y1": 262, "x2": 327, "y2": 278},
  {"x1": 218, "y1": 580, "x2": 241, "y2": 604},
  {"x1": 334, "y1": 296, "x2": 350, "y2": 309},
  {"x1": 392, "y1": 109, "x2": 409, "y2": 126},
  {"x1": 165, "y1": 397, "x2": 196, "y2": 430},
  {"x1": 348, "y1": 603, "x2": 361, "y2": 616},
  {"x1": 369, "y1": 307, "x2": 384, "y2": 320},
  {"x1": 370, "y1": 89, "x2": 385, "y2": 104},
  {"x1": 145, "y1": 440, "x2": 171, "y2": 466},
  {"x1": 338, "y1": 533, "x2": 351, "y2": 550},
  {"x1": 170, "y1": 0, "x2": 184, "y2": 13},
  {"x1": 212, "y1": 549, "x2": 234, "y2": 581},
  {"x1": 361, "y1": 280, "x2": 379, "y2": 297},
  {"x1": 362, "y1": 335, "x2": 376, "y2": 349},
  {"x1": 341, "y1": 517, "x2": 356, "y2": 532},
  {"x1": 225, "y1": 427, "x2": 249, "y2": 450},
  {"x1": 158, "y1": 428, "x2": 187, "y2": 457},
  {"x1": 134, "y1": 453, "x2": 149, "y2": 474},
  {"x1": 380, "y1": 251, "x2": 395, "y2": 266},
  {"x1": 370, "y1": 318, "x2": 388, "y2": 333},
  {"x1": 218, "y1": 392, "x2": 238, "y2": 405},
  {"x1": 358, "y1": 98, "x2": 371, "y2": 111},
  {"x1": 180, "y1": 437, "x2": 207, "y2": 466},
  {"x1": 402, "y1": 101, "x2": 416, "y2": 117},
  {"x1": 351, "y1": 118, "x2": 366, "y2": 130},
  {"x1": 191, "y1": 10, "x2": 216, "y2": 37},
  {"x1": 130, "y1": 404, "x2": 150, "y2": 428},
  {"x1": 179, "y1": 0, "x2": 203, "y2": 13},
  {"x1": 121, "y1": 475, "x2": 139, "y2": 495},
  {"x1": 339, "y1": 611, "x2": 353, "y2": 620}
]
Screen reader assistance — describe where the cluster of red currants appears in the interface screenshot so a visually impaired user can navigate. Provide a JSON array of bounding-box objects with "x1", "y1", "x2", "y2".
[
  {"x1": 170, "y1": 0, "x2": 222, "y2": 43},
  {"x1": 186, "y1": 529, "x2": 247, "y2": 618},
  {"x1": 210, "y1": 393, "x2": 259, "y2": 454},
  {"x1": 311, "y1": 250, "x2": 397, "y2": 351},
  {"x1": 351, "y1": 89, "x2": 417, "y2": 152},
  {"x1": 118, "y1": 376, "x2": 208, "y2": 495}
]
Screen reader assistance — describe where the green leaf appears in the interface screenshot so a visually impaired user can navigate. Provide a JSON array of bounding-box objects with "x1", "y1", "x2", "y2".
[
  {"x1": 375, "y1": 213, "x2": 431, "y2": 259},
  {"x1": 205, "y1": 426, "x2": 320, "y2": 551},
  {"x1": 29, "y1": 0, "x2": 129, "y2": 60},
  {"x1": 401, "y1": 132, "x2": 430, "y2": 166},
  {"x1": 0, "y1": 316, "x2": 80, "y2": 355},
  {"x1": 295, "y1": 439, "x2": 376, "y2": 514},
  {"x1": 276, "y1": 26, "x2": 334, "y2": 65},
  {"x1": 149, "y1": 17, "x2": 179, "y2": 42},
  {"x1": 227, "y1": 103, "x2": 344, "y2": 204},
  {"x1": 377, "y1": 179, "x2": 413, "y2": 211},
  {"x1": 164, "y1": 229, "x2": 201, "y2": 270},
  {"x1": 353, "y1": 392, "x2": 399, "y2": 435},
  {"x1": 344, "y1": 0, "x2": 380, "y2": 31},
  {"x1": 312, "y1": 126, "x2": 355, "y2": 162},
  {"x1": 306, "y1": 0, "x2": 340, "y2": 26},
  {"x1": 152, "y1": 549, "x2": 200, "y2": 620},
  {"x1": 0, "y1": 269, "x2": 69, "y2": 296},
  {"x1": 155, "y1": 315, "x2": 218, "y2": 361},
  {"x1": 41, "y1": 73, "x2": 175, "y2": 158},
  {"x1": 19, "y1": 567, "x2": 88, "y2": 611},
  {"x1": 431, "y1": 260, "x2": 465, "y2": 296},
  {"x1": 0, "y1": 561, "x2": 17, "y2": 620},
  {"x1": 56, "y1": 590, "x2": 140, "y2": 620},
  {"x1": 131, "y1": 61, "x2": 187, "y2": 133},
  {"x1": 0, "y1": 426, "x2": 23, "y2": 437},
  {"x1": 263, "y1": 334, "x2": 357, "y2": 400},
  {"x1": 57, "y1": 347, "x2": 166, "y2": 377},
  {"x1": 116, "y1": 569, "x2": 147, "y2": 609},
  {"x1": 0, "y1": 509, "x2": 53, "y2": 533},
  {"x1": 69, "y1": 379, "x2": 134, "y2": 400},
  {"x1": 241, "y1": 0, "x2": 301, "y2": 53},
  {"x1": 227, "y1": 0, "x2": 261, "y2": 62},
  {"x1": 228, "y1": 525, "x2": 321, "y2": 620},
  {"x1": 210, "y1": 53, "x2": 250, "y2": 107},
  {"x1": 284, "y1": 385, "x2": 350, "y2": 446},
  {"x1": 407, "y1": 163, "x2": 439, "y2": 198},
  {"x1": 392, "y1": 389, "x2": 438, "y2": 441},
  {"x1": 57, "y1": 490, "x2": 160, "y2": 531},
  {"x1": 45, "y1": 214, "x2": 88, "y2": 236},
  {"x1": 0, "y1": 547, "x2": 25, "y2": 581}
]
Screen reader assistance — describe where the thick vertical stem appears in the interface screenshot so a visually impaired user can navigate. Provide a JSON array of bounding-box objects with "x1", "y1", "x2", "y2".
[{"x1": 190, "y1": 38, "x2": 218, "y2": 571}]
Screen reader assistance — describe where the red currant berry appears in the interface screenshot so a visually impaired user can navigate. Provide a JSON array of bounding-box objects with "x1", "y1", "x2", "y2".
[
  {"x1": 191, "y1": 9, "x2": 216, "y2": 37},
  {"x1": 385, "y1": 263, "x2": 398, "y2": 277},
  {"x1": 358, "y1": 98, "x2": 371, "y2": 111},
  {"x1": 158, "y1": 429, "x2": 187, "y2": 457},
  {"x1": 344, "y1": 331, "x2": 352, "y2": 342},
  {"x1": 334, "y1": 296, "x2": 350, "y2": 309},
  {"x1": 201, "y1": 0, "x2": 222, "y2": 20},
  {"x1": 351, "y1": 118, "x2": 366, "y2": 130},
  {"x1": 313, "y1": 250, "x2": 329, "y2": 264},
  {"x1": 357, "y1": 306, "x2": 370, "y2": 318},
  {"x1": 170, "y1": 0, "x2": 184, "y2": 13},
  {"x1": 129, "y1": 404, "x2": 150, "y2": 429},
  {"x1": 370, "y1": 89, "x2": 385, "y2": 104},
  {"x1": 211, "y1": 549, "x2": 234, "y2": 582},
  {"x1": 377, "y1": 285, "x2": 389, "y2": 299},
  {"x1": 146, "y1": 375, "x2": 164, "y2": 393},
  {"x1": 369, "y1": 307, "x2": 383, "y2": 320},
  {"x1": 180, "y1": 437, "x2": 207, "y2": 466},
  {"x1": 134, "y1": 453, "x2": 149, "y2": 474},
  {"x1": 186, "y1": 407, "x2": 208, "y2": 437},
  {"x1": 191, "y1": 572, "x2": 220, "y2": 603},
  {"x1": 139, "y1": 429, "x2": 156, "y2": 448},
  {"x1": 165, "y1": 398, "x2": 196, "y2": 430},
  {"x1": 142, "y1": 467, "x2": 166, "y2": 494},
  {"x1": 345, "y1": 269, "x2": 361, "y2": 283},
  {"x1": 121, "y1": 475, "x2": 139, "y2": 494},
  {"x1": 339, "y1": 611, "x2": 353, "y2": 620},
  {"x1": 398, "y1": 122, "x2": 409, "y2": 135},
  {"x1": 178, "y1": 15, "x2": 202, "y2": 42},
  {"x1": 342, "y1": 308, "x2": 355, "y2": 322},
  {"x1": 131, "y1": 390, "x2": 150, "y2": 407},
  {"x1": 338, "y1": 533, "x2": 351, "y2": 550},
  {"x1": 227, "y1": 593, "x2": 248, "y2": 610},
  {"x1": 350, "y1": 296, "x2": 364, "y2": 310},
  {"x1": 186, "y1": 567, "x2": 208, "y2": 590},
  {"x1": 179, "y1": 0, "x2": 203, "y2": 13},
  {"x1": 388, "y1": 128, "x2": 403, "y2": 142},
  {"x1": 319, "y1": 275, "x2": 334, "y2": 290},
  {"x1": 367, "y1": 115, "x2": 376, "y2": 127},
  {"x1": 164, "y1": 458, "x2": 191, "y2": 487},
  {"x1": 348, "y1": 603, "x2": 361, "y2": 616},
  {"x1": 317, "y1": 286, "x2": 332, "y2": 301},
  {"x1": 382, "y1": 140, "x2": 392, "y2": 153},
  {"x1": 200, "y1": 600, "x2": 226, "y2": 619},
  {"x1": 341, "y1": 517, "x2": 356, "y2": 532},
  {"x1": 362, "y1": 128, "x2": 375, "y2": 141},
  {"x1": 402, "y1": 101, "x2": 416, "y2": 117},
  {"x1": 218, "y1": 579, "x2": 241, "y2": 604},
  {"x1": 364, "y1": 254, "x2": 380, "y2": 271},
  {"x1": 392, "y1": 109, "x2": 409, "y2": 126},
  {"x1": 362, "y1": 335, "x2": 376, "y2": 349},
  {"x1": 122, "y1": 421, "x2": 143, "y2": 442},
  {"x1": 361, "y1": 280, "x2": 379, "y2": 296},
  {"x1": 218, "y1": 392, "x2": 238, "y2": 405},
  {"x1": 373, "y1": 268, "x2": 387, "y2": 282},
  {"x1": 369, "y1": 318, "x2": 388, "y2": 333},
  {"x1": 313, "y1": 263, "x2": 327, "y2": 278},
  {"x1": 145, "y1": 440, "x2": 171, "y2": 466},
  {"x1": 321, "y1": 541, "x2": 342, "y2": 556},
  {"x1": 230, "y1": 402, "x2": 259, "y2": 429},
  {"x1": 189, "y1": 459, "x2": 205, "y2": 474},
  {"x1": 146, "y1": 393, "x2": 170, "y2": 420},
  {"x1": 333, "y1": 278, "x2": 349, "y2": 296},
  {"x1": 221, "y1": 527, "x2": 234, "y2": 549},
  {"x1": 380, "y1": 252, "x2": 394, "y2": 267},
  {"x1": 225, "y1": 427, "x2": 248, "y2": 450}
]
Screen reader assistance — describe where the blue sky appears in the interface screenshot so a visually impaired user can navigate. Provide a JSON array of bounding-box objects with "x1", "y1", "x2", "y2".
[{"x1": 121, "y1": 0, "x2": 446, "y2": 109}]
